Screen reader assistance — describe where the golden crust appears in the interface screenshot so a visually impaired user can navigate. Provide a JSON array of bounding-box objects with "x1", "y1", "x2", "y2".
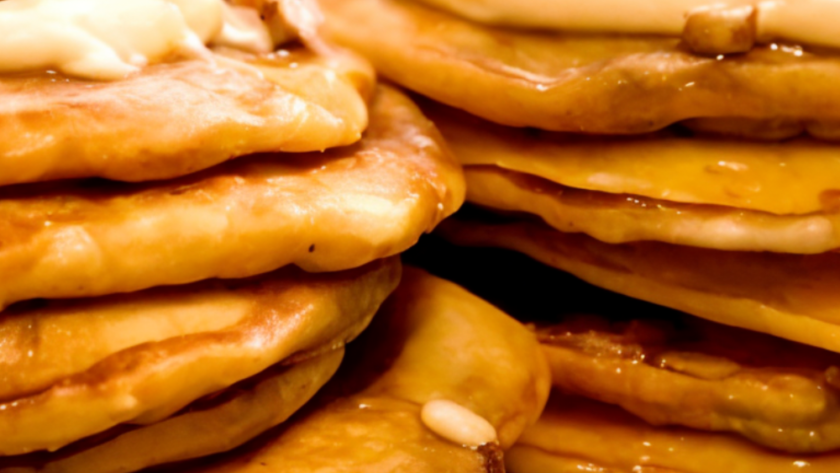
[
  {"x1": 508, "y1": 394, "x2": 840, "y2": 473},
  {"x1": 0, "y1": 351, "x2": 343, "y2": 473},
  {"x1": 0, "y1": 46, "x2": 373, "y2": 186},
  {"x1": 438, "y1": 216, "x2": 840, "y2": 354},
  {"x1": 321, "y1": 0, "x2": 840, "y2": 133},
  {"x1": 0, "y1": 257, "x2": 400, "y2": 455},
  {"x1": 0, "y1": 85, "x2": 463, "y2": 309},
  {"x1": 176, "y1": 268, "x2": 550, "y2": 473},
  {"x1": 538, "y1": 316, "x2": 840, "y2": 452}
]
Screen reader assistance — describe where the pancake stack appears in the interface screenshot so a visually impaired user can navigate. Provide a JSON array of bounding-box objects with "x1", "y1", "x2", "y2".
[
  {"x1": 0, "y1": 1, "x2": 559, "y2": 471},
  {"x1": 318, "y1": 0, "x2": 840, "y2": 470}
]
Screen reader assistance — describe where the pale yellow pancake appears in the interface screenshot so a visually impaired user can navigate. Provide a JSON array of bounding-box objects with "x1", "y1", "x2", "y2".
[
  {"x1": 507, "y1": 394, "x2": 840, "y2": 473},
  {"x1": 0, "y1": 43, "x2": 374, "y2": 186},
  {"x1": 0, "y1": 257, "x2": 399, "y2": 455},
  {"x1": 0, "y1": 350, "x2": 342, "y2": 473},
  {"x1": 438, "y1": 216, "x2": 840, "y2": 354},
  {"x1": 176, "y1": 268, "x2": 551, "y2": 473},
  {"x1": 0, "y1": 85, "x2": 463, "y2": 309},
  {"x1": 538, "y1": 315, "x2": 840, "y2": 452},
  {"x1": 320, "y1": 0, "x2": 840, "y2": 134}
]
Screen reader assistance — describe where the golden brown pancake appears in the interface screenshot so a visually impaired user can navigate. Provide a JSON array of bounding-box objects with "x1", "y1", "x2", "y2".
[
  {"x1": 172, "y1": 268, "x2": 550, "y2": 473},
  {"x1": 0, "y1": 257, "x2": 399, "y2": 455},
  {"x1": 422, "y1": 101, "x2": 840, "y2": 253},
  {"x1": 0, "y1": 350, "x2": 342, "y2": 473},
  {"x1": 507, "y1": 394, "x2": 840, "y2": 472},
  {"x1": 464, "y1": 166, "x2": 840, "y2": 254},
  {"x1": 537, "y1": 315, "x2": 840, "y2": 453},
  {"x1": 438, "y1": 216, "x2": 840, "y2": 354},
  {"x1": 0, "y1": 44, "x2": 374, "y2": 186},
  {"x1": 0, "y1": 85, "x2": 464, "y2": 309},
  {"x1": 320, "y1": 0, "x2": 840, "y2": 134},
  {"x1": 427, "y1": 101, "x2": 840, "y2": 216}
]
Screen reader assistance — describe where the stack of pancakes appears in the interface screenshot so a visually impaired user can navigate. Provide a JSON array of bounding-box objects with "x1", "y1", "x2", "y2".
[
  {"x1": 319, "y1": 0, "x2": 840, "y2": 470},
  {"x1": 0, "y1": 1, "x2": 554, "y2": 471}
]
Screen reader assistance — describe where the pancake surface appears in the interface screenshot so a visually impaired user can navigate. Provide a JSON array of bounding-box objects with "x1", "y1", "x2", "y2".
[
  {"x1": 175, "y1": 268, "x2": 551, "y2": 472},
  {"x1": 426, "y1": 101, "x2": 840, "y2": 252},
  {"x1": 0, "y1": 85, "x2": 464, "y2": 309},
  {"x1": 0, "y1": 350, "x2": 342, "y2": 473},
  {"x1": 428, "y1": 103, "x2": 840, "y2": 216},
  {"x1": 465, "y1": 166, "x2": 840, "y2": 254},
  {"x1": 507, "y1": 394, "x2": 840, "y2": 472},
  {"x1": 321, "y1": 0, "x2": 840, "y2": 133},
  {"x1": 439, "y1": 216, "x2": 840, "y2": 353},
  {"x1": 0, "y1": 44, "x2": 375, "y2": 186},
  {"x1": 537, "y1": 315, "x2": 840, "y2": 452},
  {"x1": 0, "y1": 257, "x2": 400, "y2": 455}
]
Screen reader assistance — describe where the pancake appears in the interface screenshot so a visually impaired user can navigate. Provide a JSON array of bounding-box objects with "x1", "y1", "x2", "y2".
[
  {"x1": 507, "y1": 394, "x2": 840, "y2": 473},
  {"x1": 320, "y1": 0, "x2": 840, "y2": 134},
  {"x1": 537, "y1": 315, "x2": 840, "y2": 453},
  {"x1": 174, "y1": 268, "x2": 551, "y2": 473},
  {"x1": 0, "y1": 350, "x2": 342, "y2": 473},
  {"x1": 0, "y1": 85, "x2": 464, "y2": 309},
  {"x1": 0, "y1": 257, "x2": 399, "y2": 455},
  {"x1": 427, "y1": 102, "x2": 840, "y2": 216},
  {"x1": 0, "y1": 4, "x2": 376, "y2": 186},
  {"x1": 465, "y1": 166, "x2": 840, "y2": 254},
  {"x1": 424, "y1": 101, "x2": 840, "y2": 252},
  {"x1": 438, "y1": 215, "x2": 840, "y2": 354}
]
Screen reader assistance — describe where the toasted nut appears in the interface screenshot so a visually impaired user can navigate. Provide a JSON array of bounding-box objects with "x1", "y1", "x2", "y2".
[
  {"x1": 683, "y1": 5, "x2": 756, "y2": 55},
  {"x1": 421, "y1": 399, "x2": 498, "y2": 447}
]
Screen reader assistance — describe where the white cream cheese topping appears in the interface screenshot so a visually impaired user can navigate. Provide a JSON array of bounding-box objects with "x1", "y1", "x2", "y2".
[
  {"x1": 421, "y1": 0, "x2": 840, "y2": 52},
  {"x1": 0, "y1": 0, "x2": 274, "y2": 81}
]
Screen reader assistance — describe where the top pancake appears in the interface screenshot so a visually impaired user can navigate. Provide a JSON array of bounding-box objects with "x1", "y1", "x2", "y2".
[
  {"x1": 320, "y1": 0, "x2": 840, "y2": 134},
  {"x1": 0, "y1": 85, "x2": 464, "y2": 309},
  {"x1": 0, "y1": 39, "x2": 374, "y2": 186}
]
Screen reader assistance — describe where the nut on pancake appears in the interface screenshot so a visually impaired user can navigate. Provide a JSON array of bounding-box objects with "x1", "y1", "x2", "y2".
[
  {"x1": 0, "y1": 85, "x2": 464, "y2": 309},
  {"x1": 507, "y1": 394, "x2": 840, "y2": 472},
  {"x1": 320, "y1": 0, "x2": 840, "y2": 133},
  {"x1": 438, "y1": 216, "x2": 840, "y2": 354},
  {"x1": 537, "y1": 315, "x2": 840, "y2": 453},
  {"x1": 0, "y1": 45, "x2": 374, "y2": 186},
  {"x1": 0, "y1": 350, "x2": 342, "y2": 473},
  {"x1": 0, "y1": 257, "x2": 400, "y2": 455},
  {"x1": 172, "y1": 268, "x2": 550, "y2": 473}
]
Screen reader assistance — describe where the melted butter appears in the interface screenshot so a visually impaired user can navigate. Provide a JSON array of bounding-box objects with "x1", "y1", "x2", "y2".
[{"x1": 0, "y1": 0, "x2": 274, "y2": 80}]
